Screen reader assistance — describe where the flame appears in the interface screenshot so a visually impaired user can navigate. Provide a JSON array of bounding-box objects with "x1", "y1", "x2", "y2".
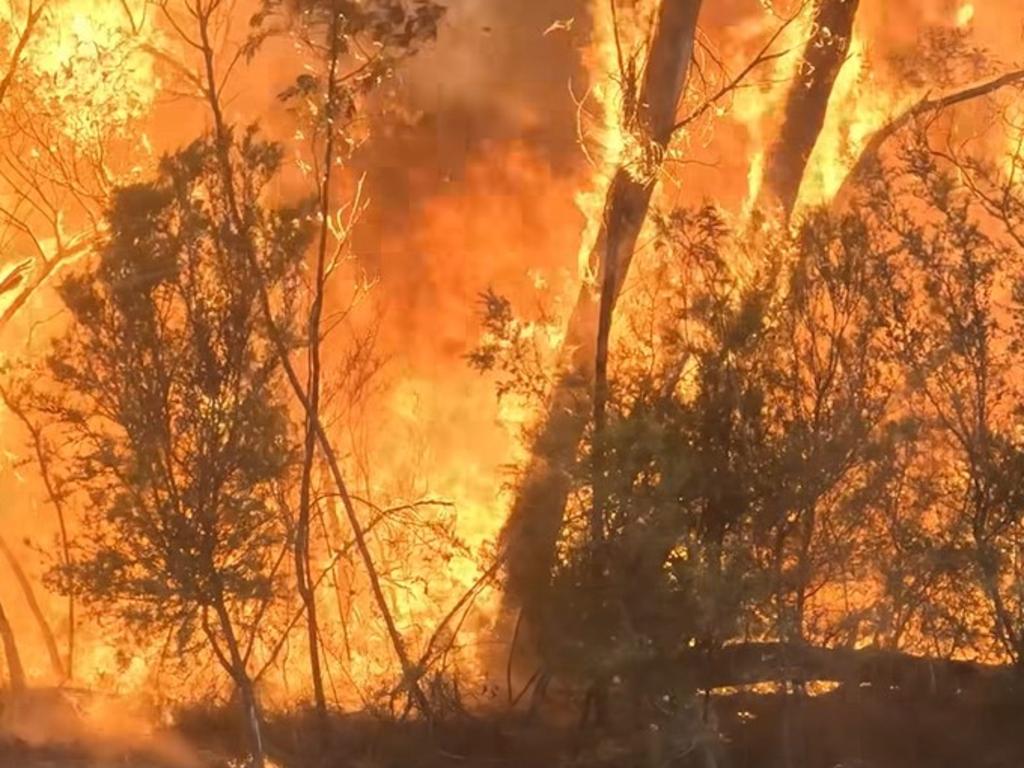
[
  {"x1": 796, "y1": 32, "x2": 913, "y2": 209},
  {"x1": 727, "y1": 3, "x2": 818, "y2": 212},
  {"x1": 955, "y1": 3, "x2": 975, "y2": 28},
  {"x1": 1, "y1": 0, "x2": 1024, "y2": 727},
  {"x1": 18, "y1": 0, "x2": 158, "y2": 141}
]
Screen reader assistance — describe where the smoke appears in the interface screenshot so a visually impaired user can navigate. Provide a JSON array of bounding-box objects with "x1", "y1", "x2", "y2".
[
  {"x1": 3, "y1": 0, "x2": 1022, "y2": 710},
  {"x1": 335, "y1": 0, "x2": 598, "y2": 548},
  {"x1": 1, "y1": 688, "x2": 202, "y2": 767}
]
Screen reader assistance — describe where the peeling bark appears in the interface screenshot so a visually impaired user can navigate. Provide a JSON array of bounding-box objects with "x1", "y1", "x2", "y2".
[{"x1": 500, "y1": 0, "x2": 703, "y2": 644}]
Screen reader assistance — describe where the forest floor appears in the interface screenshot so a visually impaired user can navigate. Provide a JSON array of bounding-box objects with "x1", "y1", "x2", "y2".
[{"x1": 4, "y1": 686, "x2": 1024, "y2": 767}]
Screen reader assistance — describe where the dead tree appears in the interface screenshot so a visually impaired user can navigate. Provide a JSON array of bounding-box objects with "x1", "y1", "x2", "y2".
[
  {"x1": 759, "y1": 0, "x2": 861, "y2": 217},
  {"x1": 500, "y1": 0, "x2": 703, "y2": 653}
]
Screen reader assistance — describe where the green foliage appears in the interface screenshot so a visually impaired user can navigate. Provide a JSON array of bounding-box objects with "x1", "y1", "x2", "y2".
[
  {"x1": 260, "y1": 0, "x2": 444, "y2": 127},
  {"x1": 44, "y1": 129, "x2": 309, "y2": 647},
  {"x1": 474, "y1": 127, "x2": 1024, "y2": 688}
]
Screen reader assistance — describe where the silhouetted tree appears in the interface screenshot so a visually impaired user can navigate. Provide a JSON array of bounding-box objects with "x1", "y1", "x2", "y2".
[{"x1": 45, "y1": 129, "x2": 308, "y2": 768}]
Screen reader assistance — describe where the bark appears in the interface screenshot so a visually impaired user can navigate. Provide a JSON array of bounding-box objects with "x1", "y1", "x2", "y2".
[
  {"x1": 500, "y1": 0, "x2": 703, "y2": 646},
  {"x1": 0, "y1": 598, "x2": 26, "y2": 693},
  {"x1": 0, "y1": 535, "x2": 64, "y2": 680},
  {"x1": 759, "y1": 0, "x2": 861, "y2": 217}
]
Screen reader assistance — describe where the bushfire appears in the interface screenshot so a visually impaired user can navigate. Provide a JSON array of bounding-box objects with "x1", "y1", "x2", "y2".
[{"x1": 1, "y1": 0, "x2": 1024, "y2": 766}]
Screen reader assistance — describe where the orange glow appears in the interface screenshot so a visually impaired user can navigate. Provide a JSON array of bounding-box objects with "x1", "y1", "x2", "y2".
[{"x1": 1, "y1": 0, "x2": 1024, "y2": 730}]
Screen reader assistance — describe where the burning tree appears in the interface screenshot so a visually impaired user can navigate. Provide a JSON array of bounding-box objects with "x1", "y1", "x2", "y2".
[{"x1": 42, "y1": 129, "x2": 308, "y2": 768}]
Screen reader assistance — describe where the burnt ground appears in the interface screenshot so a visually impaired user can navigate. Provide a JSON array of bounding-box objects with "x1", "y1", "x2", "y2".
[{"x1": 5, "y1": 687, "x2": 1024, "y2": 767}]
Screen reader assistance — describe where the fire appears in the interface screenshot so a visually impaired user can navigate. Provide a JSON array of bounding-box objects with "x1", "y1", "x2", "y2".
[
  {"x1": 796, "y1": 30, "x2": 912, "y2": 209},
  {"x1": 18, "y1": 0, "x2": 157, "y2": 140},
  {"x1": 955, "y1": 3, "x2": 975, "y2": 28},
  {"x1": 574, "y1": 0, "x2": 661, "y2": 283},
  {"x1": 2, "y1": 0, "x2": 1024, "y2": 748},
  {"x1": 731, "y1": 2, "x2": 818, "y2": 213}
]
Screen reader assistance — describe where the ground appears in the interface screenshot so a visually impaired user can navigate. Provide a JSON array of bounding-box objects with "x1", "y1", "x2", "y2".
[{"x1": 4, "y1": 686, "x2": 1024, "y2": 767}]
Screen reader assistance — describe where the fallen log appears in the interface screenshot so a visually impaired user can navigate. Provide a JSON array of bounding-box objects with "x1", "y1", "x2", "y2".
[{"x1": 668, "y1": 642, "x2": 1013, "y2": 695}]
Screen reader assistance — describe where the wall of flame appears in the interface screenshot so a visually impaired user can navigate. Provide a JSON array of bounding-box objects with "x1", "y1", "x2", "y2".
[{"x1": 0, "y1": 0, "x2": 1021, "y2": 709}]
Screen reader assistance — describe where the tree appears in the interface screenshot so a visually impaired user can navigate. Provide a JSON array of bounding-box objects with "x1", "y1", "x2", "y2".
[
  {"x1": 44, "y1": 130, "x2": 308, "y2": 768},
  {"x1": 262, "y1": 0, "x2": 443, "y2": 728},
  {"x1": 152, "y1": 0, "x2": 443, "y2": 715},
  {"x1": 759, "y1": 0, "x2": 861, "y2": 217},
  {"x1": 474, "y1": 200, "x2": 897, "y2": 728},
  {"x1": 864, "y1": 132, "x2": 1024, "y2": 668},
  {"x1": 0, "y1": 0, "x2": 154, "y2": 332},
  {"x1": 498, "y1": 0, "x2": 704, "y2": 670}
]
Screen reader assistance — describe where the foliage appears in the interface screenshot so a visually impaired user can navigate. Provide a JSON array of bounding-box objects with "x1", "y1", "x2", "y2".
[
  {"x1": 473, "y1": 125, "x2": 1024, "y2": 698},
  {"x1": 259, "y1": 0, "x2": 444, "y2": 140},
  {"x1": 43, "y1": 128, "x2": 308, "y2": 652}
]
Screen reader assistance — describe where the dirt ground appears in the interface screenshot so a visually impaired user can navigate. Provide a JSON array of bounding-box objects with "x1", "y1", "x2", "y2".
[{"x1": 5, "y1": 686, "x2": 1024, "y2": 768}]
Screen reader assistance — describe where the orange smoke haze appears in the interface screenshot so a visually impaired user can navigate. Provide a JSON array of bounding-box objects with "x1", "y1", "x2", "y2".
[{"x1": 1, "y1": 0, "x2": 1022, "y2": 715}]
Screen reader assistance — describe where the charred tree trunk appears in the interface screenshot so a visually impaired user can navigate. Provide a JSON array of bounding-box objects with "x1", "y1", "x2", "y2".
[
  {"x1": 0, "y1": 598, "x2": 26, "y2": 694},
  {"x1": 0, "y1": 535, "x2": 64, "y2": 681},
  {"x1": 500, "y1": 0, "x2": 702, "y2": 657},
  {"x1": 759, "y1": 0, "x2": 861, "y2": 217}
]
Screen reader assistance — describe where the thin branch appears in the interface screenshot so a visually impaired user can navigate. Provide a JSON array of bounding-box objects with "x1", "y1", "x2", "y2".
[{"x1": 835, "y1": 68, "x2": 1024, "y2": 205}]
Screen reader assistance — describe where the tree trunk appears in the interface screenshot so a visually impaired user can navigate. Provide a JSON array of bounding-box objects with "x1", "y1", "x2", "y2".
[
  {"x1": 0, "y1": 535, "x2": 64, "y2": 680},
  {"x1": 188, "y1": 1, "x2": 430, "y2": 715},
  {"x1": 0, "y1": 598, "x2": 26, "y2": 693},
  {"x1": 295, "y1": 5, "x2": 345, "y2": 736},
  {"x1": 759, "y1": 0, "x2": 861, "y2": 217},
  {"x1": 499, "y1": 0, "x2": 703, "y2": 661},
  {"x1": 211, "y1": 602, "x2": 266, "y2": 768}
]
